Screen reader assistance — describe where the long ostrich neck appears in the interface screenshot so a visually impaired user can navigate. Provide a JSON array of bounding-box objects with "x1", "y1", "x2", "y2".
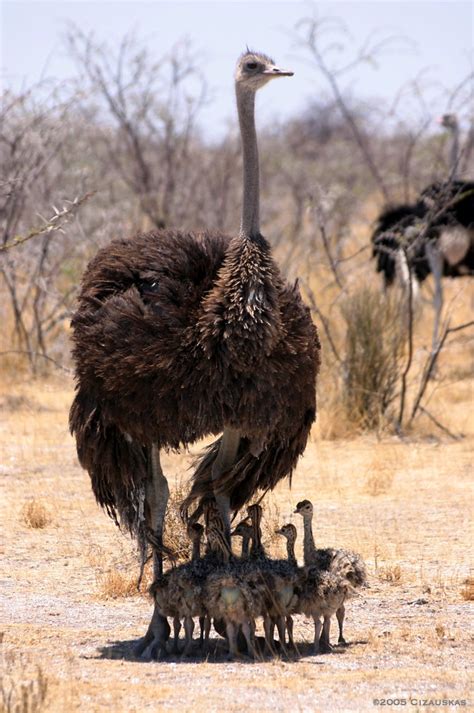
[
  {"x1": 286, "y1": 537, "x2": 297, "y2": 566},
  {"x1": 241, "y1": 533, "x2": 251, "y2": 558},
  {"x1": 302, "y1": 513, "x2": 316, "y2": 565},
  {"x1": 449, "y1": 124, "x2": 460, "y2": 178},
  {"x1": 191, "y1": 536, "x2": 201, "y2": 562},
  {"x1": 236, "y1": 85, "x2": 260, "y2": 237},
  {"x1": 250, "y1": 514, "x2": 264, "y2": 557}
]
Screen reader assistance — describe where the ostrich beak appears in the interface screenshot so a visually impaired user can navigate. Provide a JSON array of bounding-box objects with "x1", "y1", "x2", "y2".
[
  {"x1": 263, "y1": 65, "x2": 294, "y2": 77},
  {"x1": 275, "y1": 528, "x2": 283, "y2": 535}
]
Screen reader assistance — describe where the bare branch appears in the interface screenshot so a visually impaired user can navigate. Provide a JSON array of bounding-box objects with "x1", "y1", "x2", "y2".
[
  {"x1": 0, "y1": 192, "x2": 95, "y2": 252},
  {"x1": 409, "y1": 320, "x2": 474, "y2": 425}
]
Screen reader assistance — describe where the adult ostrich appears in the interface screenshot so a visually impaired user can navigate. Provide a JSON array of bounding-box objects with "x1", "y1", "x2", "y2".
[
  {"x1": 69, "y1": 51, "x2": 320, "y2": 652},
  {"x1": 371, "y1": 113, "x2": 473, "y2": 344},
  {"x1": 420, "y1": 113, "x2": 474, "y2": 277},
  {"x1": 371, "y1": 201, "x2": 429, "y2": 293},
  {"x1": 418, "y1": 114, "x2": 474, "y2": 341}
]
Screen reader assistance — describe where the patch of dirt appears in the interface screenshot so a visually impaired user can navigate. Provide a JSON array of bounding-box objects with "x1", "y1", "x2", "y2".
[{"x1": 0, "y1": 376, "x2": 472, "y2": 712}]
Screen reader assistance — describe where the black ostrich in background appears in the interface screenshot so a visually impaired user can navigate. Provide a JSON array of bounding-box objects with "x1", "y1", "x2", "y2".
[
  {"x1": 371, "y1": 113, "x2": 474, "y2": 345},
  {"x1": 69, "y1": 51, "x2": 320, "y2": 654}
]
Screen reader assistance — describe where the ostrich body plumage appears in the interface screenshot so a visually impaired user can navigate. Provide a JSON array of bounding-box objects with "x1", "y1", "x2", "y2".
[{"x1": 70, "y1": 226, "x2": 320, "y2": 528}]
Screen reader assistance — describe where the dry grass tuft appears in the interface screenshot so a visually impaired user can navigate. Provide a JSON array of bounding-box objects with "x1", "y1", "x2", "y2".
[
  {"x1": 377, "y1": 564, "x2": 402, "y2": 583},
  {"x1": 316, "y1": 373, "x2": 353, "y2": 440},
  {"x1": 365, "y1": 468, "x2": 394, "y2": 496},
  {"x1": 340, "y1": 287, "x2": 405, "y2": 431},
  {"x1": 163, "y1": 482, "x2": 192, "y2": 564},
  {"x1": 21, "y1": 501, "x2": 52, "y2": 529},
  {"x1": 97, "y1": 568, "x2": 139, "y2": 600},
  {"x1": 460, "y1": 576, "x2": 474, "y2": 601},
  {"x1": 0, "y1": 652, "x2": 49, "y2": 713}
]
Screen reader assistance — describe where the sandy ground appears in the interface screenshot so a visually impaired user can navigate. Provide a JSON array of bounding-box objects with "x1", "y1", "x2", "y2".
[{"x1": 0, "y1": 371, "x2": 473, "y2": 712}]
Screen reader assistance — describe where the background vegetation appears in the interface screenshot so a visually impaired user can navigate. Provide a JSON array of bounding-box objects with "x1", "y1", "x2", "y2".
[{"x1": 1, "y1": 16, "x2": 473, "y2": 436}]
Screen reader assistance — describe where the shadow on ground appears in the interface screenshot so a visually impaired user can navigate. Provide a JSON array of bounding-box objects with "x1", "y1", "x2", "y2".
[{"x1": 92, "y1": 635, "x2": 366, "y2": 664}]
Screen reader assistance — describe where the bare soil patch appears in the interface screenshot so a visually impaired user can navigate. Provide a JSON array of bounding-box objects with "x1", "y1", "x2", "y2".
[{"x1": 0, "y1": 375, "x2": 472, "y2": 712}]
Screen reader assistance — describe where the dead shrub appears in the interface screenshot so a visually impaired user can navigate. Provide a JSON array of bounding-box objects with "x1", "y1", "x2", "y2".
[
  {"x1": 0, "y1": 653, "x2": 49, "y2": 713},
  {"x1": 316, "y1": 366, "x2": 353, "y2": 440},
  {"x1": 97, "y1": 569, "x2": 138, "y2": 599},
  {"x1": 365, "y1": 468, "x2": 394, "y2": 496},
  {"x1": 378, "y1": 564, "x2": 402, "y2": 583},
  {"x1": 340, "y1": 288, "x2": 405, "y2": 431},
  {"x1": 21, "y1": 501, "x2": 52, "y2": 529},
  {"x1": 163, "y1": 481, "x2": 192, "y2": 565},
  {"x1": 460, "y1": 576, "x2": 474, "y2": 601}
]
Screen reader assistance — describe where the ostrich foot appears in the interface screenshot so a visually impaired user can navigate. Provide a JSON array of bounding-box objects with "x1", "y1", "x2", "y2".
[
  {"x1": 338, "y1": 635, "x2": 348, "y2": 646},
  {"x1": 181, "y1": 644, "x2": 194, "y2": 659},
  {"x1": 135, "y1": 608, "x2": 170, "y2": 658},
  {"x1": 317, "y1": 639, "x2": 334, "y2": 654},
  {"x1": 170, "y1": 641, "x2": 180, "y2": 655},
  {"x1": 149, "y1": 638, "x2": 170, "y2": 661}
]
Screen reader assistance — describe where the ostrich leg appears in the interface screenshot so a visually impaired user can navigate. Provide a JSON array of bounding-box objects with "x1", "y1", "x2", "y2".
[
  {"x1": 263, "y1": 616, "x2": 275, "y2": 653},
  {"x1": 319, "y1": 615, "x2": 333, "y2": 653},
  {"x1": 336, "y1": 604, "x2": 346, "y2": 645},
  {"x1": 211, "y1": 428, "x2": 241, "y2": 542},
  {"x1": 286, "y1": 615, "x2": 296, "y2": 652},
  {"x1": 135, "y1": 444, "x2": 170, "y2": 658},
  {"x1": 182, "y1": 616, "x2": 195, "y2": 657},
  {"x1": 276, "y1": 616, "x2": 288, "y2": 652},
  {"x1": 312, "y1": 616, "x2": 323, "y2": 654},
  {"x1": 426, "y1": 242, "x2": 444, "y2": 350}
]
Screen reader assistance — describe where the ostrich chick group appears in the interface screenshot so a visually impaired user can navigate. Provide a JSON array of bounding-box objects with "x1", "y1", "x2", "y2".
[{"x1": 148, "y1": 500, "x2": 366, "y2": 660}]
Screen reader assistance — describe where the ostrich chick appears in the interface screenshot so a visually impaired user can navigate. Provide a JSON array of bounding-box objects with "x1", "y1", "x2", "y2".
[
  {"x1": 275, "y1": 522, "x2": 301, "y2": 648},
  {"x1": 239, "y1": 505, "x2": 300, "y2": 654},
  {"x1": 204, "y1": 511, "x2": 263, "y2": 659},
  {"x1": 294, "y1": 500, "x2": 366, "y2": 651}
]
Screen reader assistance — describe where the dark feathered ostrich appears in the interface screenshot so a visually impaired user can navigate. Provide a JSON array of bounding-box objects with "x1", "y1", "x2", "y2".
[
  {"x1": 69, "y1": 51, "x2": 320, "y2": 654},
  {"x1": 371, "y1": 113, "x2": 474, "y2": 345},
  {"x1": 371, "y1": 201, "x2": 429, "y2": 293}
]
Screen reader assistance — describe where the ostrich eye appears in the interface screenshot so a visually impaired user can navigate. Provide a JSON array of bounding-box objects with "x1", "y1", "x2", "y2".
[{"x1": 246, "y1": 62, "x2": 258, "y2": 70}]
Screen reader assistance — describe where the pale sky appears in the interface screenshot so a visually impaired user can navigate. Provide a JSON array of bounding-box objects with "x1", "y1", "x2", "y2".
[{"x1": 1, "y1": 1, "x2": 473, "y2": 136}]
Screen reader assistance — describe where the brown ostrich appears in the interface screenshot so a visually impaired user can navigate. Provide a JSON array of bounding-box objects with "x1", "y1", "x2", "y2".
[{"x1": 69, "y1": 50, "x2": 320, "y2": 654}]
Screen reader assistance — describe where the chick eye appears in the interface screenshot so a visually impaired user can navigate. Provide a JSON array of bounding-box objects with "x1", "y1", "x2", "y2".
[{"x1": 246, "y1": 62, "x2": 258, "y2": 70}]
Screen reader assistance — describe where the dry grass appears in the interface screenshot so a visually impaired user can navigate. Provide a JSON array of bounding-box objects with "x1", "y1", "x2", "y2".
[
  {"x1": 163, "y1": 481, "x2": 193, "y2": 564},
  {"x1": 340, "y1": 287, "x2": 405, "y2": 431},
  {"x1": 364, "y1": 467, "x2": 394, "y2": 496},
  {"x1": 96, "y1": 569, "x2": 140, "y2": 600},
  {"x1": 20, "y1": 500, "x2": 52, "y2": 529},
  {"x1": 460, "y1": 576, "x2": 474, "y2": 601},
  {"x1": 0, "y1": 653, "x2": 49, "y2": 713},
  {"x1": 0, "y1": 279, "x2": 472, "y2": 710},
  {"x1": 377, "y1": 564, "x2": 402, "y2": 584}
]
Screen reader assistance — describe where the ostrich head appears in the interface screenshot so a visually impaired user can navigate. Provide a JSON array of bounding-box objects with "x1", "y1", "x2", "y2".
[
  {"x1": 231, "y1": 518, "x2": 253, "y2": 539},
  {"x1": 294, "y1": 499, "x2": 313, "y2": 518},
  {"x1": 187, "y1": 522, "x2": 204, "y2": 542},
  {"x1": 439, "y1": 113, "x2": 458, "y2": 131},
  {"x1": 275, "y1": 523, "x2": 297, "y2": 543},
  {"x1": 235, "y1": 51, "x2": 293, "y2": 91},
  {"x1": 247, "y1": 502, "x2": 263, "y2": 525}
]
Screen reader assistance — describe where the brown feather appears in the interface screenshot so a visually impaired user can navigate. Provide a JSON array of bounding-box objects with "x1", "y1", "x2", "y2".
[{"x1": 70, "y1": 226, "x2": 320, "y2": 529}]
